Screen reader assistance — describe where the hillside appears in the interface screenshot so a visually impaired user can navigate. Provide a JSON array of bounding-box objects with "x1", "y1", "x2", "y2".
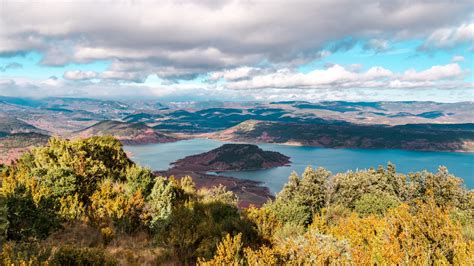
[
  {"x1": 1, "y1": 136, "x2": 472, "y2": 265},
  {"x1": 0, "y1": 115, "x2": 48, "y2": 135},
  {"x1": 1, "y1": 98, "x2": 473, "y2": 136},
  {"x1": 208, "y1": 120, "x2": 474, "y2": 152},
  {"x1": 74, "y1": 120, "x2": 177, "y2": 145},
  {"x1": 171, "y1": 143, "x2": 290, "y2": 171},
  {"x1": 0, "y1": 115, "x2": 51, "y2": 164},
  {"x1": 0, "y1": 132, "x2": 50, "y2": 164}
]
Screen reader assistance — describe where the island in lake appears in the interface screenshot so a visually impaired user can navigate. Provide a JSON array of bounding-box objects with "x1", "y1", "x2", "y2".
[
  {"x1": 171, "y1": 143, "x2": 290, "y2": 171},
  {"x1": 156, "y1": 144, "x2": 290, "y2": 207}
]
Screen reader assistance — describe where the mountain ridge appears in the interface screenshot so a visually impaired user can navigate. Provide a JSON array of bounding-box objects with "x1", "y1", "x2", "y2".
[
  {"x1": 73, "y1": 120, "x2": 177, "y2": 145},
  {"x1": 206, "y1": 120, "x2": 474, "y2": 152}
]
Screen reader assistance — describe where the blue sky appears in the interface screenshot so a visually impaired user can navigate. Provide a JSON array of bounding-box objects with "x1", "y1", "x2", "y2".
[
  {"x1": 0, "y1": 53, "x2": 109, "y2": 80},
  {"x1": 299, "y1": 40, "x2": 471, "y2": 74},
  {"x1": 0, "y1": 0, "x2": 472, "y2": 102}
]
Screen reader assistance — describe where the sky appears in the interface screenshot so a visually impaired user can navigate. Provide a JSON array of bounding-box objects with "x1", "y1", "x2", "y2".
[{"x1": 0, "y1": 0, "x2": 473, "y2": 102}]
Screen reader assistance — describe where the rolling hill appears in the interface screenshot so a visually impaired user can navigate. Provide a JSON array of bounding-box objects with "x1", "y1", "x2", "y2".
[
  {"x1": 74, "y1": 120, "x2": 177, "y2": 145},
  {"x1": 0, "y1": 115, "x2": 50, "y2": 164},
  {"x1": 0, "y1": 115, "x2": 49, "y2": 135}
]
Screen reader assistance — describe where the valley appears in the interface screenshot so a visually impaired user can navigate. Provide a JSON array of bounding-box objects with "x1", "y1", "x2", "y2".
[{"x1": 1, "y1": 97, "x2": 473, "y2": 165}]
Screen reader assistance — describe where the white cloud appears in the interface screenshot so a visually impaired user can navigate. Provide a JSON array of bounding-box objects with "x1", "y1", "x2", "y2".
[
  {"x1": 222, "y1": 63, "x2": 469, "y2": 91},
  {"x1": 1, "y1": 75, "x2": 472, "y2": 102},
  {"x1": 421, "y1": 23, "x2": 474, "y2": 50},
  {"x1": 1, "y1": 0, "x2": 472, "y2": 101},
  {"x1": 225, "y1": 64, "x2": 393, "y2": 90},
  {"x1": 452, "y1": 55, "x2": 465, "y2": 62},
  {"x1": 402, "y1": 63, "x2": 463, "y2": 81},
  {"x1": 63, "y1": 70, "x2": 98, "y2": 80},
  {"x1": 63, "y1": 69, "x2": 148, "y2": 83},
  {"x1": 1, "y1": 0, "x2": 472, "y2": 81},
  {"x1": 208, "y1": 67, "x2": 264, "y2": 82}
]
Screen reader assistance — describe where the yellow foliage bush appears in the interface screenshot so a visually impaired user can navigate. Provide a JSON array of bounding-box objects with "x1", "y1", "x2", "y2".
[
  {"x1": 326, "y1": 199, "x2": 473, "y2": 265},
  {"x1": 90, "y1": 179, "x2": 146, "y2": 233},
  {"x1": 244, "y1": 245, "x2": 278, "y2": 266},
  {"x1": 198, "y1": 233, "x2": 244, "y2": 266},
  {"x1": 244, "y1": 205, "x2": 281, "y2": 243}
]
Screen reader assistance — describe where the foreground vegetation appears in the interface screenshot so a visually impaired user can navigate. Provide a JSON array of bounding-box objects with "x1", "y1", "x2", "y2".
[{"x1": 0, "y1": 136, "x2": 472, "y2": 265}]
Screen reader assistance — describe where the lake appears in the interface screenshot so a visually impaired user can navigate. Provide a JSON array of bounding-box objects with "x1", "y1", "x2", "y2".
[{"x1": 125, "y1": 138, "x2": 474, "y2": 194}]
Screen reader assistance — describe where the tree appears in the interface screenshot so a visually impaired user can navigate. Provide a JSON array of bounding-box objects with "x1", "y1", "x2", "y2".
[
  {"x1": 330, "y1": 164, "x2": 406, "y2": 209},
  {"x1": 1, "y1": 136, "x2": 135, "y2": 214},
  {"x1": 327, "y1": 198, "x2": 473, "y2": 265},
  {"x1": 408, "y1": 166, "x2": 467, "y2": 208},
  {"x1": 124, "y1": 164, "x2": 153, "y2": 197},
  {"x1": 180, "y1": 175, "x2": 196, "y2": 195},
  {"x1": 297, "y1": 166, "x2": 329, "y2": 215},
  {"x1": 268, "y1": 167, "x2": 329, "y2": 226},
  {"x1": 265, "y1": 199, "x2": 310, "y2": 227},
  {"x1": 199, "y1": 185, "x2": 238, "y2": 206},
  {"x1": 276, "y1": 171, "x2": 300, "y2": 202},
  {"x1": 147, "y1": 176, "x2": 183, "y2": 232},
  {"x1": 383, "y1": 199, "x2": 473, "y2": 265}
]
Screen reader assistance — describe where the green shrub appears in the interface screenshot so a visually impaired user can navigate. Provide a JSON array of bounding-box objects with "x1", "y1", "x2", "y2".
[
  {"x1": 125, "y1": 164, "x2": 154, "y2": 197},
  {"x1": 2, "y1": 242, "x2": 52, "y2": 265},
  {"x1": 51, "y1": 246, "x2": 117, "y2": 266},
  {"x1": 330, "y1": 165, "x2": 406, "y2": 208},
  {"x1": 6, "y1": 186, "x2": 60, "y2": 241},
  {"x1": 265, "y1": 199, "x2": 311, "y2": 227},
  {"x1": 354, "y1": 193, "x2": 400, "y2": 216},
  {"x1": 148, "y1": 176, "x2": 184, "y2": 232},
  {"x1": 0, "y1": 195, "x2": 8, "y2": 246}
]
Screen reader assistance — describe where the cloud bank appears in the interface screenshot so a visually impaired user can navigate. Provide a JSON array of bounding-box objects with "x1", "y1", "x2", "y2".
[{"x1": 0, "y1": 0, "x2": 473, "y2": 101}]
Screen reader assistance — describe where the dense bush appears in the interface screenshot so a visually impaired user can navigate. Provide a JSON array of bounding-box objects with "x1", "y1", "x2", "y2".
[
  {"x1": 89, "y1": 179, "x2": 146, "y2": 233},
  {"x1": 0, "y1": 195, "x2": 8, "y2": 246},
  {"x1": 1, "y1": 136, "x2": 472, "y2": 265},
  {"x1": 51, "y1": 246, "x2": 118, "y2": 266},
  {"x1": 2, "y1": 242, "x2": 52, "y2": 265},
  {"x1": 353, "y1": 193, "x2": 400, "y2": 216},
  {"x1": 1, "y1": 242, "x2": 117, "y2": 266},
  {"x1": 6, "y1": 186, "x2": 60, "y2": 241},
  {"x1": 156, "y1": 198, "x2": 258, "y2": 264}
]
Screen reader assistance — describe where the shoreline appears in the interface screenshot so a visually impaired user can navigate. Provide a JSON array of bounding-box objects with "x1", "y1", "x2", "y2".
[
  {"x1": 154, "y1": 169, "x2": 274, "y2": 208},
  {"x1": 132, "y1": 135, "x2": 474, "y2": 154}
]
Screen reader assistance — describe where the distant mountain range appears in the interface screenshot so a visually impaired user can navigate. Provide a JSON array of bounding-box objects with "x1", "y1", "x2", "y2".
[
  {"x1": 73, "y1": 120, "x2": 177, "y2": 145},
  {"x1": 1, "y1": 96, "x2": 473, "y2": 163}
]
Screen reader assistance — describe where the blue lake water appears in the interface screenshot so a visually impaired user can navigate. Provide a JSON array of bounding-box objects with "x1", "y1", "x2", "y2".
[{"x1": 125, "y1": 139, "x2": 474, "y2": 194}]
